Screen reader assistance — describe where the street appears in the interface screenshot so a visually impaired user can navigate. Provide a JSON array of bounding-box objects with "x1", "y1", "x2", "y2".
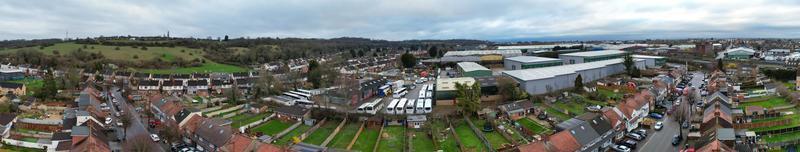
[
  {"x1": 638, "y1": 72, "x2": 704, "y2": 152},
  {"x1": 110, "y1": 87, "x2": 167, "y2": 152}
]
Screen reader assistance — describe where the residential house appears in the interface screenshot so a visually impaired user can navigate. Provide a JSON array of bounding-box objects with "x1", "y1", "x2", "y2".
[
  {"x1": 70, "y1": 120, "x2": 111, "y2": 152},
  {"x1": 274, "y1": 106, "x2": 309, "y2": 122},
  {"x1": 616, "y1": 90, "x2": 651, "y2": 132},
  {"x1": 192, "y1": 73, "x2": 209, "y2": 80},
  {"x1": 232, "y1": 72, "x2": 251, "y2": 79},
  {"x1": 172, "y1": 74, "x2": 192, "y2": 81},
  {"x1": 187, "y1": 80, "x2": 209, "y2": 96},
  {"x1": 188, "y1": 118, "x2": 234, "y2": 152},
  {"x1": 150, "y1": 95, "x2": 183, "y2": 123},
  {"x1": 137, "y1": 80, "x2": 160, "y2": 92},
  {"x1": 162, "y1": 80, "x2": 185, "y2": 94},
  {"x1": 547, "y1": 130, "x2": 581, "y2": 152},
  {"x1": 555, "y1": 117, "x2": 600, "y2": 152},
  {"x1": 497, "y1": 100, "x2": 535, "y2": 120},
  {"x1": 0, "y1": 66, "x2": 24, "y2": 81},
  {"x1": 517, "y1": 142, "x2": 550, "y2": 152},
  {"x1": 575, "y1": 112, "x2": 614, "y2": 152},
  {"x1": 0, "y1": 113, "x2": 17, "y2": 136},
  {"x1": 175, "y1": 108, "x2": 202, "y2": 128},
  {"x1": 696, "y1": 140, "x2": 735, "y2": 152},
  {"x1": 601, "y1": 107, "x2": 625, "y2": 141},
  {"x1": 151, "y1": 74, "x2": 170, "y2": 81},
  {"x1": 220, "y1": 134, "x2": 259, "y2": 152},
  {"x1": 701, "y1": 101, "x2": 733, "y2": 140},
  {"x1": 235, "y1": 78, "x2": 254, "y2": 94},
  {"x1": 406, "y1": 115, "x2": 427, "y2": 129},
  {"x1": 0, "y1": 82, "x2": 25, "y2": 96},
  {"x1": 211, "y1": 79, "x2": 234, "y2": 94}
]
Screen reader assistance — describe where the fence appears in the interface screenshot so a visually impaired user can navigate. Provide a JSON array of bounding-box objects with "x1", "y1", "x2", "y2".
[
  {"x1": 1, "y1": 138, "x2": 48, "y2": 149},
  {"x1": 238, "y1": 113, "x2": 275, "y2": 133},
  {"x1": 734, "y1": 119, "x2": 791, "y2": 129},
  {"x1": 756, "y1": 126, "x2": 800, "y2": 136},
  {"x1": 205, "y1": 105, "x2": 243, "y2": 117},
  {"x1": 221, "y1": 110, "x2": 246, "y2": 119},
  {"x1": 200, "y1": 106, "x2": 223, "y2": 113}
]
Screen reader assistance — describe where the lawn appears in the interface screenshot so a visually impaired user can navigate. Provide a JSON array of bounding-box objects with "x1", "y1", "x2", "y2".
[
  {"x1": 411, "y1": 131, "x2": 435, "y2": 152},
  {"x1": 432, "y1": 120, "x2": 459, "y2": 152},
  {"x1": 751, "y1": 108, "x2": 800, "y2": 132},
  {"x1": 377, "y1": 126, "x2": 405, "y2": 152},
  {"x1": 517, "y1": 118, "x2": 552, "y2": 135},
  {"x1": 597, "y1": 87, "x2": 624, "y2": 99},
  {"x1": 6, "y1": 78, "x2": 43, "y2": 95},
  {"x1": 784, "y1": 81, "x2": 796, "y2": 91},
  {"x1": 0, "y1": 143, "x2": 44, "y2": 152},
  {"x1": 329, "y1": 123, "x2": 360, "y2": 149},
  {"x1": 740, "y1": 97, "x2": 789, "y2": 108},
  {"x1": 552, "y1": 101, "x2": 586, "y2": 116},
  {"x1": 274, "y1": 125, "x2": 310, "y2": 146},
  {"x1": 470, "y1": 118, "x2": 509, "y2": 149},
  {"x1": 230, "y1": 113, "x2": 270, "y2": 128},
  {"x1": 138, "y1": 62, "x2": 247, "y2": 74},
  {"x1": 543, "y1": 106, "x2": 571, "y2": 121},
  {"x1": 763, "y1": 131, "x2": 800, "y2": 143},
  {"x1": 303, "y1": 120, "x2": 339, "y2": 145},
  {"x1": 250, "y1": 119, "x2": 292, "y2": 136},
  {"x1": 351, "y1": 128, "x2": 379, "y2": 152},
  {"x1": 455, "y1": 121, "x2": 485, "y2": 152}
]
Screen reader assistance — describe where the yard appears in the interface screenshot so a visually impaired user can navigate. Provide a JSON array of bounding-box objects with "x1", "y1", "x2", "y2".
[
  {"x1": 552, "y1": 101, "x2": 587, "y2": 116},
  {"x1": 6, "y1": 78, "x2": 43, "y2": 95},
  {"x1": 543, "y1": 105, "x2": 571, "y2": 121},
  {"x1": 454, "y1": 121, "x2": 486, "y2": 152},
  {"x1": 377, "y1": 126, "x2": 405, "y2": 152},
  {"x1": 431, "y1": 120, "x2": 459, "y2": 152},
  {"x1": 303, "y1": 120, "x2": 340, "y2": 145},
  {"x1": 597, "y1": 87, "x2": 625, "y2": 100},
  {"x1": 274, "y1": 125, "x2": 310, "y2": 146},
  {"x1": 0, "y1": 143, "x2": 44, "y2": 152},
  {"x1": 328, "y1": 123, "x2": 360, "y2": 149},
  {"x1": 230, "y1": 113, "x2": 270, "y2": 129},
  {"x1": 471, "y1": 118, "x2": 510, "y2": 149},
  {"x1": 740, "y1": 96, "x2": 789, "y2": 108},
  {"x1": 250, "y1": 119, "x2": 292, "y2": 136},
  {"x1": 351, "y1": 127, "x2": 379, "y2": 152},
  {"x1": 411, "y1": 131, "x2": 435, "y2": 152},
  {"x1": 517, "y1": 118, "x2": 552, "y2": 135},
  {"x1": 751, "y1": 108, "x2": 800, "y2": 133},
  {"x1": 763, "y1": 131, "x2": 800, "y2": 143}
]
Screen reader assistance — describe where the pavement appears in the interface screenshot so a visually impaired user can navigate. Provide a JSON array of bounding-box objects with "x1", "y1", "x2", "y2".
[
  {"x1": 637, "y1": 72, "x2": 705, "y2": 152},
  {"x1": 110, "y1": 87, "x2": 167, "y2": 152}
]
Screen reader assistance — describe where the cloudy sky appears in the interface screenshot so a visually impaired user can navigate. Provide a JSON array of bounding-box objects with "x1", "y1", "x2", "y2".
[{"x1": 2, "y1": 0, "x2": 800, "y2": 41}]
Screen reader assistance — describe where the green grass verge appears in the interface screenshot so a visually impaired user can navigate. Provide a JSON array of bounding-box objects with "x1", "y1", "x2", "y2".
[
  {"x1": 275, "y1": 125, "x2": 310, "y2": 146},
  {"x1": 250, "y1": 119, "x2": 292, "y2": 136},
  {"x1": 431, "y1": 120, "x2": 459, "y2": 152},
  {"x1": 351, "y1": 128, "x2": 379, "y2": 152},
  {"x1": 377, "y1": 126, "x2": 405, "y2": 152},
  {"x1": 303, "y1": 120, "x2": 339, "y2": 145},
  {"x1": 517, "y1": 118, "x2": 552, "y2": 135},
  {"x1": 455, "y1": 121, "x2": 484, "y2": 152},
  {"x1": 329, "y1": 123, "x2": 360, "y2": 149},
  {"x1": 412, "y1": 131, "x2": 435, "y2": 152}
]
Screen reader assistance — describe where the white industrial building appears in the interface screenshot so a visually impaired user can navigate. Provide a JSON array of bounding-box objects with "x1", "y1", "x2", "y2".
[
  {"x1": 443, "y1": 49, "x2": 523, "y2": 57},
  {"x1": 502, "y1": 58, "x2": 646, "y2": 95},
  {"x1": 632, "y1": 55, "x2": 666, "y2": 68},
  {"x1": 503, "y1": 56, "x2": 563, "y2": 70},
  {"x1": 559, "y1": 50, "x2": 627, "y2": 64}
]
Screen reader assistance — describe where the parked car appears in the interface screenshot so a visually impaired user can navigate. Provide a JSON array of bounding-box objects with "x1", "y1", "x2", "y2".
[
  {"x1": 654, "y1": 121, "x2": 663, "y2": 131},
  {"x1": 626, "y1": 133, "x2": 644, "y2": 141},
  {"x1": 105, "y1": 118, "x2": 113, "y2": 125},
  {"x1": 649, "y1": 113, "x2": 664, "y2": 119},
  {"x1": 586, "y1": 105, "x2": 602, "y2": 112},
  {"x1": 150, "y1": 134, "x2": 161, "y2": 142},
  {"x1": 633, "y1": 129, "x2": 648, "y2": 138},
  {"x1": 619, "y1": 139, "x2": 638, "y2": 148},
  {"x1": 682, "y1": 121, "x2": 690, "y2": 129},
  {"x1": 611, "y1": 145, "x2": 631, "y2": 152},
  {"x1": 672, "y1": 134, "x2": 682, "y2": 146}
]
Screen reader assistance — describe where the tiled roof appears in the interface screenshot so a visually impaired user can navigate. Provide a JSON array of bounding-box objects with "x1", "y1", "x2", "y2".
[
  {"x1": 222, "y1": 134, "x2": 257, "y2": 152},
  {"x1": 696, "y1": 140, "x2": 734, "y2": 152},
  {"x1": 517, "y1": 141, "x2": 549, "y2": 152},
  {"x1": 0, "y1": 113, "x2": 16, "y2": 126},
  {"x1": 547, "y1": 130, "x2": 580, "y2": 152},
  {"x1": 195, "y1": 119, "x2": 234, "y2": 148}
]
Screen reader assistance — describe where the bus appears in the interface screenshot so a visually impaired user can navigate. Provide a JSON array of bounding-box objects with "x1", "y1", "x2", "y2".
[
  {"x1": 425, "y1": 91, "x2": 433, "y2": 99},
  {"x1": 424, "y1": 99, "x2": 432, "y2": 113},
  {"x1": 393, "y1": 87, "x2": 408, "y2": 98},
  {"x1": 289, "y1": 91, "x2": 311, "y2": 99},
  {"x1": 385, "y1": 99, "x2": 399, "y2": 114},
  {"x1": 395, "y1": 98, "x2": 407, "y2": 115},
  {"x1": 296, "y1": 99, "x2": 314, "y2": 107},
  {"x1": 418, "y1": 91, "x2": 426, "y2": 99},
  {"x1": 427, "y1": 84, "x2": 434, "y2": 92},
  {"x1": 356, "y1": 103, "x2": 369, "y2": 113},
  {"x1": 365, "y1": 99, "x2": 383, "y2": 115},
  {"x1": 405, "y1": 99, "x2": 416, "y2": 114},
  {"x1": 283, "y1": 92, "x2": 304, "y2": 100},
  {"x1": 378, "y1": 85, "x2": 391, "y2": 97},
  {"x1": 296, "y1": 89, "x2": 312, "y2": 95},
  {"x1": 415, "y1": 99, "x2": 425, "y2": 114}
]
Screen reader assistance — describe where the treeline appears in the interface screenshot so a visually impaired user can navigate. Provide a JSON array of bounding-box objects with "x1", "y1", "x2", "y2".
[
  {"x1": 0, "y1": 39, "x2": 62, "y2": 50},
  {"x1": 761, "y1": 68, "x2": 796, "y2": 81}
]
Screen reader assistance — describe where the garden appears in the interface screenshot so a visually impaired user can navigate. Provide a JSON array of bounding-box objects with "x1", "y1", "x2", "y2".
[
  {"x1": 274, "y1": 125, "x2": 310, "y2": 146},
  {"x1": 377, "y1": 126, "x2": 405, "y2": 152},
  {"x1": 302, "y1": 120, "x2": 340, "y2": 145},
  {"x1": 411, "y1": 130, "x2": 435, "y2": 152},
  {"x1": 229, "y1": 112, "x2": 270, "y2": 128},
  {"x1": 739, "y1": 96, "x2": 790, "y2": 109},
  {"x1": 454, "y1": 121, "x2": 486, "y2": 152},
  {"x1": 471, "y1": 118, "x2": 510, "y2": 149},
  {"x1": 351, "y1": 127, "x2": 379, "y2": 152},
  {"x1": 517, "y1": 118, "x2": 553, "y2": 135},
  {"x1": 250, "y1": 119, "x2": 293, "y2": 136},
  {"x1": 328, "y1": 123, "x2": 360, "y2": 149},
  {"x1": 431, "y1": 120, "x2": 459, "y2": 152}
]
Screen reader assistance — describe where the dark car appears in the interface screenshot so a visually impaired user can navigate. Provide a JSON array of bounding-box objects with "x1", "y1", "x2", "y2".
[
  {"x1": 633, "y1": 129, "x2": 648, "y2": 138},
  {"x1": 649, "y1": 113, "x2": 664, "y2": 119},
  {"x1": 682, "y1": 121, "x2": 690, "y2": 129},
  {"x1": 626, "y1": 133, "x2": 644, "y2": 141},
  {"x1": 620, "y1": 139, "x2": 638, "y2": 148},
  {"x1": 672, "y1": 135, "x2": 683, "y2": 146}
]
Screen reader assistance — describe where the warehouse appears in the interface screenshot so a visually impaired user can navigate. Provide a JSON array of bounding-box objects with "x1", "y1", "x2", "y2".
[
  {"x1": 434, "y1": 77, "x2": 476, "y2": 105},
  {"x1": 457, "y1": 62, "x2": 492, "y2": 77},
  {"x1": 441, "y1": 49, "x2": 522, "y2": 63},
  {"x1": 503, "y1": 58, "x2": 646, "y2": 95},
  {"x1": 503, "y1": 56, "x2": 563, "y2": 70},
  {"x1": 559, "y1": 50, "x2": 627, "y2": 64},
  {"x1": 717, "y1": 47, "x2": 755, "y2": 60},
  {"x1": 632, "y1": 55, "x2": 666, "y2": 68}
]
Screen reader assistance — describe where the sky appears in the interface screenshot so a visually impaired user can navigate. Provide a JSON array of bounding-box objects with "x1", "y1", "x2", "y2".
[{"x1": 2, "y1": 0, "x2": 800, "y2": 41}]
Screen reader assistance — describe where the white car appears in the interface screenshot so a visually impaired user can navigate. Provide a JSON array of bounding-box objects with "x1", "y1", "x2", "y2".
[
  {"x1": 654, "y1": 121, "x2": 663, "y2": 131},
  {"x1": 104, "y1": 118, "x2": 113, "y2": 125},
  {"x1": 150, "y1": 134, "x2": 160, "y2": 142}
]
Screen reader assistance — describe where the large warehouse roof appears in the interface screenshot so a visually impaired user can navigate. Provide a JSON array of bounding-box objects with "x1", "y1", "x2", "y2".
[
  {"x1": 560, "y1": 50, "x2": 625, "y2": 57},
  {"x1": 436, "y1": 77, "x2": 476, "y2": 91},
  {"x1": 443, "y1": 49, "x2": 522, "y2": 57},
  {"x1": 503, "y1": 58, "x2": 629, "y2": 81},
  {"x1": 505, "y1": 56, "x2": 562, "y2": 63},
  {"x1": 632, "y1": 54, "x2": 665, "y2": 59},
  {"x1": 457, "y1": 62, "x2": 489, "y2": 72}
]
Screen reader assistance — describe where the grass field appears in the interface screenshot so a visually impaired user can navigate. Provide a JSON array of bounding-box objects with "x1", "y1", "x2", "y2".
[
  {"x1": 455, "y1": 121, "x2": 485, "y2": 152},
  {"x1": 303, "y1": 120, "x2": 340, "y2": 145},
  {"x1": 597, "y1": 87, "x2": 625, "y2": 99},
  {"x1": 230, "y1": 113, "x2": 270, "y2": 129},
  {"x1": 740, "y1": 97, "x2": 789, "y2": 108},
  {"x1": 411, "y1": 131, "x2": 435, "y2": 152},
  {"x1": 251, "y1": 119, "x2": 292, "y2": 136},
  {"x1": 351, "y1": 128, "x2": 379, "y2": 152},
  {"x1": 329, "y1": 123, "x2": 360, "y2": 149},
  {"x1": 377, "y1": 126, "x2": 405, "y2": 152},
  {"x1": 518, "y1": 118, "x2": 552, "y2": 135},
  {"x1": 138, "y1": 62, "x2": 246, "y2": 74},
  {"x1": 275, "y1": 125, "x2": 310, "y2": 146},
  {"x1": 432, "y1": 120, "x2": 459, "y2": 152},
  {"x1": 552, "y1": 101, "x2": 587, "y2": 116}
]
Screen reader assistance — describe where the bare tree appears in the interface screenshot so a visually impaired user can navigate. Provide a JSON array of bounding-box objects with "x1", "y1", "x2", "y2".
[{"x1": 126, "y1": 135, "x2": 154, "y2": 152}]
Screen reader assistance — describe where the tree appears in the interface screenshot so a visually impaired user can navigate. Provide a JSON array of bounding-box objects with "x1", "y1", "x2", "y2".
[
  {"x1": 224, "y1": 35, "x2": 229, "y2": 41},
  {"x1": 358, "y1": 50, "x2": 365, "y2": 57},
  {"x1": 119, "y1": 111, "x2": 132, "y2": 140},
  {"x1": 574, "y1": 74, "x2": 584, "y2": 92},
  {"x1": 37, "y1": 69, "x2": 59, "y2": 99},
  {"x1": 159, "y1": 122, "x2": 180, "y2": 144},
  {"x1": 455, "y1": 82, "x2": 481, "y2": 115},
  {"x1": 717, "y1": 59, "x2": 725, "y2": 72},
  {"x1": 497, "y1": 76, "x2": 527, "y2": 101},
  {"x1": 428, "y1": 46, "x2": 439, "y2": 57},
  {"x1": 400, "y1": 53, "x2": 417, "y2": 69},
  {"x1": 623, "y1": 53, "x2": 635, "y2": 76},
  {"x1": 126, "y1": 135, "x2": 154, "y2": 152}
]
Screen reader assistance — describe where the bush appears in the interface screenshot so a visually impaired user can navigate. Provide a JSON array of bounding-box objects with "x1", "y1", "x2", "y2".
[
  {"x1": 133, "y1": 55, "x2": 138, "y2": 59},
  {"x1": 115, "y1": 47, "x2": 120, "y2": 50}
]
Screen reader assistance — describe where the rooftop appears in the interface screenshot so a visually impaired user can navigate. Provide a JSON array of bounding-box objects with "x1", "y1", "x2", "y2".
[
  {"x1": 504, "y1": 56, "x2": 562, "y2": 63},
  {"x1": 435, "y1": 77, "x2": 476, "y2": 91},
  {"x1": 631, "y1": 54, "x2": 665, "y2": 59},
  {"x1": 559, "y1": 50, "x2": 626, "y2": 57},
  {"x1": 443, "y1": 49, "x2": 522, "y2": 57},
  {"x1": 503, "y1": 58, "x2": 627, "y2": 81},
  {"x1": 457, "y1": 62, "x2": 489, "y2": 72}
]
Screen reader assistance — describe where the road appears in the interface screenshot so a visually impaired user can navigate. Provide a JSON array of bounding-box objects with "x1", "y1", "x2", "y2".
[
  {"x1": 638, "y1": 72, "x2": 704, "y2": 152},
  {"x1": 110, "y1": 87, "x2": 167, "y2": 152}
]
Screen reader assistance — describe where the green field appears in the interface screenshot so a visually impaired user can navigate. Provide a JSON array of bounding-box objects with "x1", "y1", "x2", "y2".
[
  {"x1": 275, "y1": 125, "x2": 311, "y2": 146},
  {"x1": 329, "y1": 123, "x2": 360, "y2": 149},
  {"x1": 432, "y1": 120, "x2": 459, "y2": 152},
  {"x1": 764, "y1": 131, "x2": 800, "y2": 143},
  {"x1": 351, "y1": 128, "x2": 379, "y2": 152},
  {"x1": 251, "y1": 119, "x2": 292, "y2": 136},
  {"x1": 597, "y1": 87, "x2": 624, "y2": 99},
  {"x1": 518, "y1": 118, "x2": 552, "y2": 135},
  {"x1": 138, "y1": 62, "x2": 246, "y2": 74},
  {"x1": 377, "y1": 126, "x2": 405, "y2": 152},
  {"x1": 552, "y1": 101, "x2": 587, "y2": 116},
  {"x1": 740, "y1": 97, "x2": 789, "y2": 108},
  {"x1": 303, "y1": 120, "x2": 340, "y2": 145},
  {"x1": 411, "y1": 131, "x2": 435, "y2": 152},
  {"x1": 455, "y1": 121, "x2": 485, "y2": 152},
  {"x1": 230, "y1": 113, "x2": 270, "y2": 129}
]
